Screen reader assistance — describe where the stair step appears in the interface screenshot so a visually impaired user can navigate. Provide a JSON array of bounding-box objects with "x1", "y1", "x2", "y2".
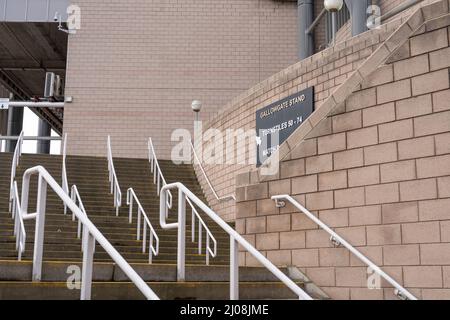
[
  {"x1": 0, "y1": 249, "x2": 230, "y2": 263},
  {"x1": 0, "y1": 281, "x2": 301, "y2": 300},
  {"x1": 0, "y1": 153, "x2": 270, "y2": 300},
  {"x1": 0, "y1": 260, "x2": 289, "y2": 282},
  {"x1": 0, "y1": 236, "x2": 230, "y2": 251}
]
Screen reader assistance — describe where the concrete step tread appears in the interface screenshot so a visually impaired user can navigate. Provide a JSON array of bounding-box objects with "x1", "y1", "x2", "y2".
[
  {"x1": 0, "y1": 281, "x2": 302, "y2": 300},
  {"x1": 0, "y1": 260, "x2": 292, "y2": 282}
]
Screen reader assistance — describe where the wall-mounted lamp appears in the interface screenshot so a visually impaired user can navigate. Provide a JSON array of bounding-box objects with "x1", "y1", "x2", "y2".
[
  {"x1": 191, "y1": 100, "x2": 202, "y2": 113},
  {"x1": 324, "y1": 0, "x2": 344, "y2": 12},
  {"x1": 191, "y1": 100, "x2": 202, "y2": 122}
]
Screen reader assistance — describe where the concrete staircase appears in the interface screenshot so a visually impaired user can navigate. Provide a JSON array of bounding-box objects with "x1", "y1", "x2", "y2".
[{"x1": 0, "y1": 152, "x2": 324, "y2": 299}]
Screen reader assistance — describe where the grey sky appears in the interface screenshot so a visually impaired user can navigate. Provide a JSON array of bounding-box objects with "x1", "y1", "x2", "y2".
[{"x1": 22, "y1": 108, "x2": 61, "y2": 154}]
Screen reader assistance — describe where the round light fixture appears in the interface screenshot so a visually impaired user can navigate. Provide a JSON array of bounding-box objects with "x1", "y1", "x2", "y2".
[
  {"x1": 191, "y1": 100, "x2": 202, "y2": 113},
  {"x1": 324, "y1": 0, "x2": 344, "y2": 12}
]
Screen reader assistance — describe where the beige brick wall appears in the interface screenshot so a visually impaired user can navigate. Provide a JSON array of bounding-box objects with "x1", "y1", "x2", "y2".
[
  {"x1": 234, "y1": 17, "x2": 450, "y2": 299},
  {"x1": 64, "y1": 0, "x2": 299, "y2": 159},
  {"x1": 197, "y1": 17, "x2": 407, "y2": 222}
]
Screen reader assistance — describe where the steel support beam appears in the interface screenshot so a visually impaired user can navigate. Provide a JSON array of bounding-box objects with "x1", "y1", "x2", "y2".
[
  {"x1": 0, "y1": 109, "x2": 7, "y2": 136},
  {"x1": 9, "y1": 101, "x2": 65, "y2": 108},
  {"x1": 37, "y1": 118, "x2": 51, "y2": 154},
  {"x1": 5, "y1": 106, "x2": 23, "y2": 152},
  {"x1": 298, "y1": 0, "x2": 315, "y2": 60},
  {"x1": 0, "y1": 71, "x2": 63, "y2": 134},
  {"x1": 345, "y1": 0, "x2": 368, "y2": 36}
]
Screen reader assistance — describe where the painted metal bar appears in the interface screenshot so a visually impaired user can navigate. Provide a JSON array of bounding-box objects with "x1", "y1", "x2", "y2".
[
  {"x1": 306, "y1": 7, "x2": 327, "y2": 34},
  {"x1": 230, "y1": 237, "x2": 239, "y2": 300},
  {"x1": 107, "y1": 136, "x2": 122, "y2": 216},
  {"x1": 187, "y1": 197, "x2": 217, "y2": 264},
  {"x1": 61, "y1": 133, "x2": 69, "y2": 214},
  {"x1": 271, "y1": 194, "x2": 418, "y2": 301},
  {"x1": 150, "y1": 137, "x2": 217, "y2": 265},
  {"x1": 1, "y1": 135, "x2": 62, "y2": 141},
  {"x1": 9, "y1": 131, "x2": 23, "y2": 213},
  {"x1": 177, "y1": 189, "x2": 186, "y2": 281},
  {"x1": 80, "y1": 230, "x2": 95, "y2": 300},
  {"x1": 148, "y1": 138, "x2": 173, "y2": 208},
  {"x1": 8, "y1": 101, "x2": 65, "y2": 108},
  {"x1": 32, "y1": 174, "x2": 47, "y2": 281},
  {"x1": 11, "y1": 181, "x2": 26, "y2": 260},
  {"x1": 71, "y1": 185, "x2": 88, "y2": 243},
  {"x1": 126, "y1": 188, "x2": 159, "y2": 263},
  {"x1": 190, "y1": 140, "x2": 235, "y2": 202}
]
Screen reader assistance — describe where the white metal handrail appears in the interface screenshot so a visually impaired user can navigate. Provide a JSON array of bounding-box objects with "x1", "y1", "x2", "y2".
[
  {"x1": 159, "y1": 182, "x2": 312, "y2": 300},
  {"x1": 148, "y1": 137, "x2": 172, "y2": 209},
  {"x1": 70, "y1": 185, "x2": 88, "y2": 241},
  {"x1": 149, "y1": 137, "x2": 217, "y2": 265},
  {"x1": 190, "y1": 140, "x2": 236, "y2": 202},
  {"x1": 126, "y1": 188, "x2": 160, "y2": 263},
  {"x1": 107, "y1": 135, "x2": 122, "y2": 216},
  {"x1": 9, "y1": 130, "x2": 24, "y2": 213},
  {"x1": 61, "y1": 133, "x2": 69, "y2": 214},
  {"x1": 19, "y1": 165, "x2": 159, "y2": 300},
  {"x1": 11, "y1": 181, "x2": 26, "y2": 261},
  {"x1": 271, "y1": 194, "x2": 418, "y2": 301},
  {"x1": 187, "y1": 197, "x2": 217, "y2": 265},
  {"x1": 1, "y1": 135, "x2": 62, "y2": 141}
]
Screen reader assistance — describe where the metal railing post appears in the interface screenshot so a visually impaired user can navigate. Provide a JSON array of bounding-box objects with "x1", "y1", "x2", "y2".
[
  {"x1": 230, "y1": 236, "x2": 239, "y2": 300},
  {"x1": 177, "y1": 188, "x2": 186, "y2": 282},
  {"x1": 62, "y1": 133, "x2": 68, "y2": 215},
  {"x1": 128, "y1": 194, "x2": 133, "y2": 224},
  {"x1": 189, "y1": 140, "x2": 235, "y2": 202},
  {"x1": 32, "y1": 174, "x2": 47, "y2": 281},
  {"x1": 142, "y1": 223, "x2": 147, "y2": 253},
  {"x1": 149, "y1": 233, "x2": 154, "y2": 264},
  {"x1": 137, "y1": 207, "x2": 141, "y2": 241},
  {"x1": 80, "y1": 228, "x2": 96, "y2": 300}
]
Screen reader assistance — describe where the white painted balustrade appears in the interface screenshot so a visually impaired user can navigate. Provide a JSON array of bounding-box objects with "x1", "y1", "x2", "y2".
[
  {"x1": 126, "y1": 188, "x2": 159, "y2": 263},
  {"x1": 148, "y1": 137, "x2": 172, "y2": 210},
  {"x1": 107, "y1": 135, "x2": 122, "y2": 216},
  {"x1": 149, "y1": 137, "x2": 217, "y2": 265},
  {"x1": 189, "y1": 140, "x2": 236, "y2": 202},
  {"x1": 159, "y1": 182, "x2": 312, "y2": 300},
  {"x1": 70, "y1": 185, "x2": 88, "y2": 242},
  {"x1": 61, "y1": 133, "x2": 69, "y2": 214},
  {"x1": 10, "y1": 181, "x2": 26, "y2": 261},
  {"x1": 9, "y1": 131, "x2": 24, "y2": 213},
  {"x1": 187, "y1": 197, "x2": 217, "y2": 265}
]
